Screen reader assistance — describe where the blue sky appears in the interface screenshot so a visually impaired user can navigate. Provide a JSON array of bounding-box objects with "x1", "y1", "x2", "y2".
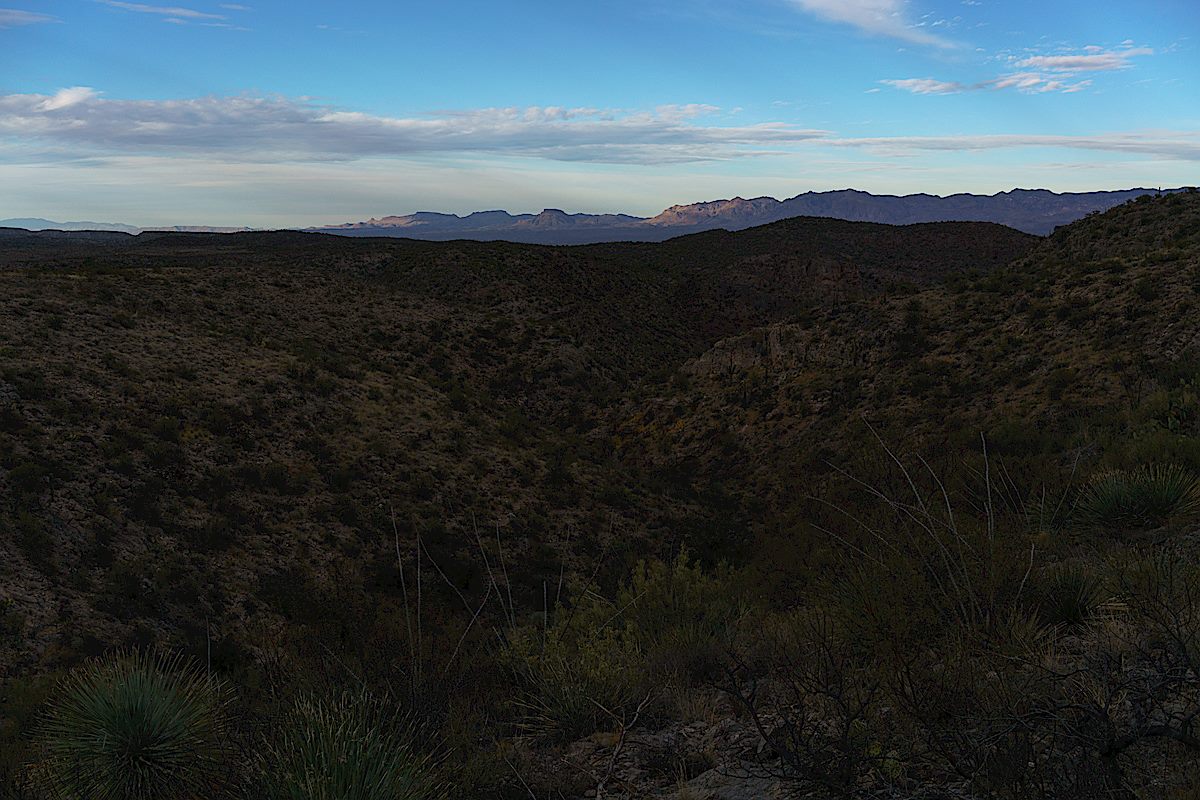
[{"x1": 1, "y1": 0, "x2": 1197, "y2": 226}]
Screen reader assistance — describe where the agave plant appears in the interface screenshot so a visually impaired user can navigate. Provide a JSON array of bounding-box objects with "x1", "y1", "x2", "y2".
[
  {"x1": 32, "y1": 650, "x2": 232, "y2": 800},
  {"x1": 256, "y1": 691, "x2": 446, "y2": 800},
  {"x1": 1076, "y1": 463, "x2": 1200, "y2": 528},
  {"x1": 1037, "y1": 563, "x2": 1108, "y2": 627}
]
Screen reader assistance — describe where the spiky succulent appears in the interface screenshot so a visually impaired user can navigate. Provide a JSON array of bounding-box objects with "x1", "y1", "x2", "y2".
[
  {"x1": 256, "y1": 691, "x2": 446, "y2": 800},
  {"x1": 32, "y1": 650, "x2": 232, "y2": 800},
  {"x1": 1076, "y1": 464, "x2": 1200, "y2": 528}
]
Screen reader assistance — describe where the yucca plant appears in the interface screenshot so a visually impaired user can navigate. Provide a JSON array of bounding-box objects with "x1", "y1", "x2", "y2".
[
  {"x1": 31, "y1": 650, "x2": 233, "y2": 800},
  {"x1": 1076, "y1": 464, "x2": 1200, "y2": 528},
  {"x1": 256, "y1": 691, "x2": 446, "y2": 800},
  {"x1": 1036, "y1": 563, "x2": 1107, "y2": 627}
]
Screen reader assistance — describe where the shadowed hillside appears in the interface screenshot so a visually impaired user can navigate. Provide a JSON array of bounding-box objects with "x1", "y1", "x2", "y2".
[
  {"x1": 0, "y1": 217, "x2": 1034, "y2": 668},
  {"x1": 5, "y1": 195, "x2": 1200, "y2": 798}
]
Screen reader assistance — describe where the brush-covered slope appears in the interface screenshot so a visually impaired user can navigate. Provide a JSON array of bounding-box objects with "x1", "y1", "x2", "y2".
[
  {"x1": 0, "y1": 217, "x2": 1032, "y2": 672},
  {"x1": 619, "y1": 190, "x2": 1200, "y2": 540},
  {"x1": 4, "y1": 192, "x2": 1200, "y2": 798}
]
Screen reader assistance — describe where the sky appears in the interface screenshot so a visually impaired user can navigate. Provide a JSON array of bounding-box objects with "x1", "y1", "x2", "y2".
[{"x1": 0, "y1": 0, "x2": 1197, "y2": 226}]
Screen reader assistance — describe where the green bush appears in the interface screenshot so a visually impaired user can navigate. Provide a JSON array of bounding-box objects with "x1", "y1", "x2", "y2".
[
  {"x1": 505, "y1": 618, "x2": 641, "y2": 742},
  {"x1": 1076, "y1": 464, "x2": 1200, "y2": 528},
  {"x1": 31, "y1": 651, "x2": 232, "y2": 800},
  {"x1": 612, "y1": 553, "x2": 745, "y2": 682},
  {"x1": 256, "y1": 692, "x2": 446, "y2": 800},
  {"x1": 504, "y1": 552, "x2": 745, "y2": 741}
]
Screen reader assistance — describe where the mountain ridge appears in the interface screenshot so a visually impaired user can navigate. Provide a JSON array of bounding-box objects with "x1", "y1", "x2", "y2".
[
  {"x1": 312, "y1": 186, "x2": 1187, "y2": 241},
  {"x1": 4, "y1": 187, "x2": 1187, "y2": 244}
]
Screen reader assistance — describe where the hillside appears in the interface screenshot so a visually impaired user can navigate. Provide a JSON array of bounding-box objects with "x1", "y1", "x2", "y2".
[
  {"x1": 0, "y1": 216, "x2": 1034, "y2": 670},
  {"x1": 616, "y1": 191, "x2": 1200, "y2": 565},
  {"x1": 4, "y1": 194, "x2": 1200, "y2": 798}
]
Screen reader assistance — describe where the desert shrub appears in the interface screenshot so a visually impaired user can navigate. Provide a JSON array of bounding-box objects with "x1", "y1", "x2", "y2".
[
  {"x1": 7, "y1": 462, "x2": 48, "y2": 498},
  {"x1": 14, "y1": 511, "x2": 55, "y2": 573},
  {"x1": 30, "y1": 650, "x2": 233, "y2": 800},
  {"x1": 505, "y1": 552, "x2": 743, "y2": 740},
  {"x1": 1035, "y1": 562, "x2": 1107, "y2": 627},
  {"x1": 505, "y1": 619, "x2": 642, "y2": 742},
  {"x1": 0, "y1": 671, "x2": 59, "y2": 799},
  {"x1": 256, "y1": 691, "x2": 446, "y2": 800},
  {"x1": 1075, "y1": 464, "x2": 1200, "y2": 528},
  {"x1": 828, "y1": 465, "x2": 1037, "y2": 647},
  {"x1": 609, "y1": 553, "x2": 745, "y2": 682},
  {"x1": 723, "y1": 610, "x2": 895, "y2": 793}
]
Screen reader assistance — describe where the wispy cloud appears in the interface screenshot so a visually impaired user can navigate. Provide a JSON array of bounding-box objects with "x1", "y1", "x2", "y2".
[
  {"x1": 880, "y1": 78, "x2": 965, "y2": 95},
  {"x1": 1015, "y1": 47, "x2": 1153, "y2": 72},
  {"x1": 0, "y1": 91, "x2": 829, "y2": 165},
  {"x1": 787, "y1": 0, "x2": 954, "y2": 47},
  {"x1": 3, "y1": 89, "x2": 1196, "y2": 169},
  {"x1": 0, "y1": 8, "x2": 57, "y2": 28},
  {"x1": 98, "y1": 1, "x2": 225, "y2": 20},
  {"x1": 882, "y1": 45, "x2": 1149, "y2": 95},
  {"x1": 884, "y1": 73, "x2": 1091, "y2": 94},
  {"x1": 834, "y1": 132, "x2": 1200, "y2": 161},
  {"x1": 989, "y1": 72, "x2": 1091, "y2": 93}
]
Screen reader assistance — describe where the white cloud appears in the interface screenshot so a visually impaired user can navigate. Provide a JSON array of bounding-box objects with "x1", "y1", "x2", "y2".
[
  {"x1": 3, "y1": 88, "x2": 1196, "y2": 177},
  {"x1": 882, "y1": 44, "x2": 1152, "y2": 98},
  {"x1": 880, "y1": 78, "x2": 964, "y2": 94},
  {"x1": 988, "y1": 72, "x2": 1092, "y2": 93},
  {"x1": 36, "y1": 87, "x2": 100, "y2": 111},
  {"x1": 0, "y1": 91, "x2": 830, "y2": 165},
  {"x1": 1015, "y1": 47, "x2": 1153, "y2": 72},
  {"x1": 787, "y1": 0, "x2": 953, "y2": 47},
  {"x1": 0, "y1": 8, "x2": 56, "y2": 27},
  {"x1": 882, "y1": 72, "x2": 1091, "y2": 95},
  {"x1": 98, "y1": 1, "x2": 225, "y2": 20}
]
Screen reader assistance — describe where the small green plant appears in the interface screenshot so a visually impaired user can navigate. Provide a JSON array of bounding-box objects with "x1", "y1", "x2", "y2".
[
  {"x1": 505, "y1": 621, "x2": 642, "y2": 742},
  {"x1": 31, "y1": 650, "x2": 232, "y2": 800},
  {"x1": 505, "y1": 552, "x2": 743, "y2": 741},
  {"x1": 614, "y1": 553, "x2": 745, "y2": 682},
  {"x1": 256, "y1": 692, "x2": 446, "y2": 800},
  {"x1": 1076, "y1": 464, "x2": 1200, "y2": 528},
  {"x1": 1036, "y1": 563, "x2": 1106, "y2": 627}
]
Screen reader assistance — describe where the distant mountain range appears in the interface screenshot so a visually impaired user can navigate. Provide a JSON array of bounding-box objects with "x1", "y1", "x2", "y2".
[
  {"x1": 4, "y1": 188, "x2": 1188, "y2": 245},
  {"x1": 0, "y1": 218, "x2": 253, "y2": 235},
  {"x1": 312, "y1": 188, "x2": 1186, "y2": 242},
  {"x1": 0, "y1": 218, "x2": 144, "y2": 235}
]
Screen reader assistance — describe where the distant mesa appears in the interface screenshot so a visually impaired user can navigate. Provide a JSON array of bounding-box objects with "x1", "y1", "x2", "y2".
[{"x1": 308, "y1": 187, "x2": 1187, "y2": 243}]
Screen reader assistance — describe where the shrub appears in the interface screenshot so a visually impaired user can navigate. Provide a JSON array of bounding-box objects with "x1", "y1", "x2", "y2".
[
  {"x1": 1036, "y1": 563, "x2": 1107, "y2": 627},
  {"x1": 723, "y1": 610, "x2": 892, "y2": 792},
  {"x1": 612, "y1": 553, "x2": 745, "y2": 682},
  {"x1": 505, "y1": 620, "x2": 642, "y2": 742},
  {"x1": 1076, "y1": 464, "x2": 1200, "y2": 528},
  {"x1": 256, "y1": 692, "x2": 446, "y2": 800},
  {"x1": 505, "y1": 552, "x2": 745, "y2": 741},
  {"x1": 31, "y1": 651, "x2": 232, "y2": 800}
]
